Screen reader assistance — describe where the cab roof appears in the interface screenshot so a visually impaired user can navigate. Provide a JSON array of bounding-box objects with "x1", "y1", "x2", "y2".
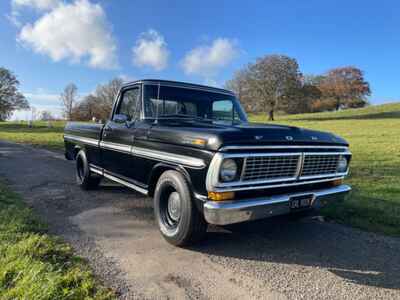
[{"x1": 121, "y1": 79, "x2": 235, "y2": 96}]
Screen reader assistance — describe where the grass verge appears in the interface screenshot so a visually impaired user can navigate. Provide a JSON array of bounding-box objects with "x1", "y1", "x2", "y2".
[
  {"x1": 0, "y1": 121, "x2": 65, "y2": 150},
  {"x1": 0, "y1": 180, "x2": 115, "y2": 300}
]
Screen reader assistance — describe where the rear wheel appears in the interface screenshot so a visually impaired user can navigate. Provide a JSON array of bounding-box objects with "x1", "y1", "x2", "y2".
[
  {"x1": 154, "y1": 170, "x2": 207, "y2": 246},
  {"x1": 75, "y1": 150, "x2": 101, "y2": 190}
]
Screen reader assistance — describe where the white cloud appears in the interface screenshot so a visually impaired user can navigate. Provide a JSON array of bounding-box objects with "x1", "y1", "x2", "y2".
[
  {"x1": 24, "y1": 92, "x2": 59, "y2": 104},
  {"x1": 132, "y1": 29, "x2": 169, "y2": 71},
  {"x1": 118, "y1": 74, "x2": 136, "y2": 83},
  {"x1": 12, "y1": 0, "x2": 60, "y2": 11},
  {"x1": 9, "y1": 0, "x2": 60, "y2": 26},
  {"x1": 17, "y1": 0, "x2": 118, "y2": 69},
  {"x1": 182, "y1": 38, "x2": 239, "y2": 77}
]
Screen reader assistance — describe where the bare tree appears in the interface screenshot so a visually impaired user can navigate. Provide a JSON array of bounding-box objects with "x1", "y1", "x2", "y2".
[
  {"x1": 39, "y1": 110, "x2": 55, "y2": 121},
  {"x1": 60, "y1": 83, "x2": 78, "y2": 120},
  {"x1": 71, "y1": 78, "x2": 123, "y2": 121},
  {"x1": 0, "y1": 67, "x2": 29, "y2": 121}
]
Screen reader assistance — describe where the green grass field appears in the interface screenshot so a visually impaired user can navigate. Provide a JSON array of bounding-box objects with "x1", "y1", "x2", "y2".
[
  {"x1": 0, "y1": 102, "x2": 399, "y2": 236},
  {"x1": 0, "y1": 181, "x2": 115, "y2": 299},
  {"x1": 0, "y1": 120, "x2": 65, "y2": 150},
  {"x1": 251, "y1": 102, "x2": 400, "y2": 235}
]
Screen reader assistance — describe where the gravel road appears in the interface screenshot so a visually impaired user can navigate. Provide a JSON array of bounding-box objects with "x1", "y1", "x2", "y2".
[{"x1": 0, "y1": 140, "x2": 399, "y2": 299}]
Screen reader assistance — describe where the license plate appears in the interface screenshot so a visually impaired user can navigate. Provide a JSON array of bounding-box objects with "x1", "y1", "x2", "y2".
[{"x1": 289, "y1": 194, "x2": 314, "y2": 210}]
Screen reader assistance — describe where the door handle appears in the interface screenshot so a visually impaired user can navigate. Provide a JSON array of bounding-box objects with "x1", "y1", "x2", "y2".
[{"x1": 103, "y1": 125, "x2": 112, "y2": 137}]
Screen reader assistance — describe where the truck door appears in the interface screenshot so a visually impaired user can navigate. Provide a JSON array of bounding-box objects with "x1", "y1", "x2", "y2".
[{"x1": 101, "y1": 85, "x2": 140, "y2": 181}]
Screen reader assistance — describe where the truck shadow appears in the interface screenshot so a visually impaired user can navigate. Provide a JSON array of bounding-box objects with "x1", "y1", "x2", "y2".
[
  {"x1": 193, "y1": 216, "x2": 400, "y2": 291},
  {"x1": 86, "y1": 183, "x2": 400, "y2": 291}
]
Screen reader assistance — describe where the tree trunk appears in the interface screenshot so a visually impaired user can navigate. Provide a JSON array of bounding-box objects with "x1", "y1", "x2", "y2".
[
  {"x1": 268, "y1": 109, "x2": 274, "y2": 121},
  {"x1": 335, "y1": 98, "x2": 340, "y2": 111}
]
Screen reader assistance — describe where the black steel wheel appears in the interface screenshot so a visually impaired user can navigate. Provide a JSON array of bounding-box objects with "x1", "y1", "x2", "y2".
[
  {"x1": 154, "y1": 170, "x2": 207, "y2": 246},
  {"x1": 75, "y1": 150, "x2": 101, "y2": 190}
]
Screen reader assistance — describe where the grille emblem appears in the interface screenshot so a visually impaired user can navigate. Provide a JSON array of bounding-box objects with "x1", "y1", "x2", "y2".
[
  {"x1": 311, "y1": 136, "x2": 318, "y2": 140},
  {"x1": 254, "y1": 135, "x2": 263, "y2": 140},
  {"x1": 285, "y1": 136, "x2": 294, "y2": 141}
]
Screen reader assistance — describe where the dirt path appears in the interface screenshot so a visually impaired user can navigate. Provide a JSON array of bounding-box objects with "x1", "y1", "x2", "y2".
[{"x1": 1, "y1": 140, "x2": 399, "y2": 299}]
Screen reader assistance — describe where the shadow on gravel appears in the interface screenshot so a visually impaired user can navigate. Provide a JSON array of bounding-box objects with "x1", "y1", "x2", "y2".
[{"x1": 192, "y1": 216, "x2": 400, "y2": 290}]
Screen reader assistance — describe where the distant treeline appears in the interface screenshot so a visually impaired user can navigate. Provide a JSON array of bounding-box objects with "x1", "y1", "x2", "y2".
[
  {"x1": 62, "y1": 54, "x2": 371, "y2": 122},
  {"x1": 225, "y1": 54, "x2": 371, "y2": 120}
]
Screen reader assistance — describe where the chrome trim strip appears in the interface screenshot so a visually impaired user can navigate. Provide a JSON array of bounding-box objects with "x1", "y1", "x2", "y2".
[
  {"x1": 103, "y1": 172, "x2": 148, "y2": 195},
  {"x1": 194, "y1": 193, "x2": 208, "y2": 201},
  {"x1": 220, "y1": 145, "x2": 349, "y2": 151},
  {"x1": 100, "y1": 141, "x2": 132, "y2": 154},
  {"x1": 299, "y1": 172, "x2": 348, "y2": 180},
  {"x1": 64, "y1": 134, "x2": 99, "y2": 147},
  {"x1": 132, "y1": 146, "x2": 206, "y2": 168},
  {"x1": 296, "y1": 152, "x2": 305, "y2": 179},
  {"x1": 303, "y1": 151, "x2": 352, "y2": 156},
  {"x1": 209, "y1": 176, "x2": 346, "y2": 192},
  {"x1": 204, "y1": 184, "x2": 351, "y2": 225},
  {"x1": 66, "y1": 134, "x2": 205, "y2": 168},
  {"x1": 89, "y1": 166, "x2": 104, "y2": 176}
]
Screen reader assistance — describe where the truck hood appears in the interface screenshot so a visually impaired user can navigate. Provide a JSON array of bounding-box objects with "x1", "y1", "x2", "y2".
[{"x1": 147, "y1": 120, "x2": 349, "y2": 151}]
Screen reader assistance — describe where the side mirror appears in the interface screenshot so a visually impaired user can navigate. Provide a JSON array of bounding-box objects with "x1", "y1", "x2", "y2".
[{"x1": 113, "y1": 114, "x2": 129, "y2": 124}]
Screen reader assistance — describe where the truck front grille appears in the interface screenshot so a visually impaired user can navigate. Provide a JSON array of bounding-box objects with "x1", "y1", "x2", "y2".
[
  {"x1": 242, "y1": 155, "x2": 300, "y2": 182},
  {"x1": 301, "y1": 154, "x2": 339, "y2": 177},
  {"x1": 241, "y1": 153, "x2": 343, "y2": 183}
]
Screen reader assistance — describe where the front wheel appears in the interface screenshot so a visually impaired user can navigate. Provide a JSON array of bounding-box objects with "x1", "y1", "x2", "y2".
[
  {"x1": 154, "y1": 170, "x2": 207, "y2": 246},
  {"x1": 75, "y1": 150, "x2": 101, "y2": 190}
]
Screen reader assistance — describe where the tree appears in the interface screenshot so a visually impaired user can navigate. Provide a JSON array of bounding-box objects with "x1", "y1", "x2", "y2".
[
  {"x1": 0, "y1": 67, "x2": 29, "y2": 121},
  {"x1": 231, "y1": 55, "x2": 302, "y2": 120},
  {"x1": 93, "y1": 78, "x2": 123, "y2": 120},
  {"x1": 319, "y1": 66, "x2": 370, "y2": 110},
  {"x1": 60, "y1": 83, "x2": 78, "y2": 120},
  {"x1": 39, "y1": 110, "x2": 55, "y2": 121},
  {"x1": 71, "y1": 78, "x2": 123, "y2": 121}
]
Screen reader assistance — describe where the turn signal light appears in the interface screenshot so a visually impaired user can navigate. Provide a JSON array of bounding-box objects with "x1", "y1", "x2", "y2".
[
  {"x1": 192, "y1": 139, "x2": 206, "y2": 146},
  {"x1": 208, "y1": 191, "x2": 235, "y2": 201},
  {"x1": 331, "y1": 179, "x2": 343, "y2": 186}
]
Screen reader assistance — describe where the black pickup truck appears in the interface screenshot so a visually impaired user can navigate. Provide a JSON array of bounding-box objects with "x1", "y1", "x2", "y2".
[{"x1": 64, "y1": 79, "x2": 352, "y2": 246}]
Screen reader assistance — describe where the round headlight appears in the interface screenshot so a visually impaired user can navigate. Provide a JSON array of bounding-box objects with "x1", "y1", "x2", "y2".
[
  {"x1": 220, "y1": 159, "x2": 238, "y2": 182},
  {"x1": 337, "y1": 156, "x2": 348, "y2": 173}
]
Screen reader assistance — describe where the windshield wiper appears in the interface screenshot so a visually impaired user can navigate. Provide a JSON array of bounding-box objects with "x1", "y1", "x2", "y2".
[
  {"x1": 157, "y1": 114, "x2": 211, "y2": 122},
  {"x1": 157, "y1": 114, "x2": 243, "y2": 124}
]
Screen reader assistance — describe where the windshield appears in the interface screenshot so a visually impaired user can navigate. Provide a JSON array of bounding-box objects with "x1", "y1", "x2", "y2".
[{"x1": 143, "y1": 84, "x2": 248, "y2": 123}]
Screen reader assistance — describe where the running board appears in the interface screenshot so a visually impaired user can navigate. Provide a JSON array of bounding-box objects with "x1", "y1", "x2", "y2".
[{"x1": 89, "y1": 167, "x2": 148, "y2": 195}]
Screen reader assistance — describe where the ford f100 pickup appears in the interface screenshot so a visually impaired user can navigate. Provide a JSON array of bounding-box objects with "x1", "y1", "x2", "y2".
[{"x1": 64, "y1": 79, "x2": 352, "y2": 246}]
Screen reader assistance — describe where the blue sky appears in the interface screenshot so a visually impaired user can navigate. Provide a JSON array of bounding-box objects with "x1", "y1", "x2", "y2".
[{"x1": 0, "y1": 0, "x2": 399, "y2": 119}]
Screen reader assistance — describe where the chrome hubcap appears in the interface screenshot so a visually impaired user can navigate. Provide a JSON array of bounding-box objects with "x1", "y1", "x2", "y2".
[{"x1": 167, "y1": 192, "x2": 181, "y2": 222}]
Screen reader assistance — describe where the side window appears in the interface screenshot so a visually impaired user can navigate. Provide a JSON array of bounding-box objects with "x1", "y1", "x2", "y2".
[
  {"x1": 212, "y1": 100, "x2": 233, "y2": 121},
  {"x1": 115, "y1": 88, "x2": 140, "y2": 122}
]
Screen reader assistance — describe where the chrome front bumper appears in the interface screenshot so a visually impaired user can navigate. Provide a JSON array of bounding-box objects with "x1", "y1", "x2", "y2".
[{"x1": 203, "y1": 184, "x2": 351, "y2": 225}]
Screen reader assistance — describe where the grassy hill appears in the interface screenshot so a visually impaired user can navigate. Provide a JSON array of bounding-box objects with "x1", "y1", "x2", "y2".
[{"x1": 0, "y1": 102, "x2": 399, "y2": 236}]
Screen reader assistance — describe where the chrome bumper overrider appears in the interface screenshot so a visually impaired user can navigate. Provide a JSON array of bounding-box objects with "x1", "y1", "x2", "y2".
[{"x1": 203, "y1": 184, "x2": 351, "y2": 225}]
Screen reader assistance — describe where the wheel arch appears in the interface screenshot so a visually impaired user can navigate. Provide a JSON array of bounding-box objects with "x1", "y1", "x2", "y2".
[{"x1": 148, "y1": 163, "x2": 192, "y2": 197}]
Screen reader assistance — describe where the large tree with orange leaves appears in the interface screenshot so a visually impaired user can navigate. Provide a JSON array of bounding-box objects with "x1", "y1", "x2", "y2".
[{"x1": 319, "y1": 66, "x2": 371, "y2": 110}]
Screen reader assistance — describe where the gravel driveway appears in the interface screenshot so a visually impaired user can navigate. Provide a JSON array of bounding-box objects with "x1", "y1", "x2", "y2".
[{"x1": 0, "y1": 140, "x2": 399, "y2": 299}]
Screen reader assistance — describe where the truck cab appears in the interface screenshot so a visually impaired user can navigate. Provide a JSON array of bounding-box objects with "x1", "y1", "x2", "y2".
[{"x1": 64, "y1": 79, "x2": 351, "y2": 246}]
